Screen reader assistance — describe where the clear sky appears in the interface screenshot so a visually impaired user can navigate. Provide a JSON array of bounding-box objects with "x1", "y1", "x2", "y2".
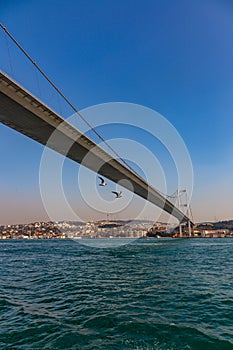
[{"x1": 0, "y1": 0, "x2": 233, "y2": 224}]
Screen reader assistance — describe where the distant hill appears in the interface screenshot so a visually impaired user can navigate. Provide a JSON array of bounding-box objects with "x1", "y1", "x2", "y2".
[{"x1": 197, "y1": 220, "x2": 233, "y2": 230}]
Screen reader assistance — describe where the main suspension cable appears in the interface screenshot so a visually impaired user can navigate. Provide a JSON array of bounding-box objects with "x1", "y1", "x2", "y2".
[
  {"x1": 0, "y1": 23, "x2": 138, "y2": 176},
  {"x1": 2, "y1": 26, "x2": 14, "y2": 78}
]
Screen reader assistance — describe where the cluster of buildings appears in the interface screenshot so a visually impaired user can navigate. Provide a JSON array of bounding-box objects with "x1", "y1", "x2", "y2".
[
  {"x1": 0, "y1": 220, "x2": 232, "y2": 240},
  {"x1": 0, "y1": 220, "x2": 151, "y2": 240},
  {"x1": 192, "y1": 222, "x2": 233, "y2": 238},
  {"x1": 172, "y1": 228, "x2": 233, "y2": 238},
  {"x1": 193, "y1": 229, "x2": 232, "y2": 238},
  {"x1": 56, "y1": 220, "x2": 150, "y2": 239},
  {"x1": 0, "y1": 222, "x2": 63, "y2": 239},
  {"x1": 146, "y1": 222, "x2": 233, "y2": 238},
  {"x1": 147, "y1": 222, "x2": 171, "y2": 237}
]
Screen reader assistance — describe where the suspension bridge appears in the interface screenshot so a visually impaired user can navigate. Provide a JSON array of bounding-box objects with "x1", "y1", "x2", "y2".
[{"x1": 0, "y1": 24, "x2": 194, "y2": 235}]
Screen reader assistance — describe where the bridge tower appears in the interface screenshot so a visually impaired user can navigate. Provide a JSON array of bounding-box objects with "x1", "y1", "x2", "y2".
[{"x1": 177, "y1": 189, "x2": 192, "y2": 237}]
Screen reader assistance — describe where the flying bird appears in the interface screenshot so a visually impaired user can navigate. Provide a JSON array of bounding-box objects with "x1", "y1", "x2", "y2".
[
  {"x1": 98, "y1": 176, "x2": 107, "y2": 186},
  {"x1": 112, "y1": 191, "x2": 122, "y2": 198}
]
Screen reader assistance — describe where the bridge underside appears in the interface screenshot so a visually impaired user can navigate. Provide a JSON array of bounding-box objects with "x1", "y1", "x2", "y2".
[{"x1": 0, "y1": 70, "x2": 192, "y2": 224}]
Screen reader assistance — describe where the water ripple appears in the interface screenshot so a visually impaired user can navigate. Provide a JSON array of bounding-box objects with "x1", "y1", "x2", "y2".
[{"x1": 0, "y1": 239, "x2": 233, "y2": 349}]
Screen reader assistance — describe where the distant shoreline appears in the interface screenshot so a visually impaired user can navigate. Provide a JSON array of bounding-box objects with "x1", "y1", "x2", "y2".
[{"x1": 0, "y1": 219, "x2": 233, "y2": 239}]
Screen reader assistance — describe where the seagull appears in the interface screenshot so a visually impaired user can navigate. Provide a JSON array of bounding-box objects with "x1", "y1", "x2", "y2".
[
  {"x1": 98, "y1": 176, "x2": 107, "y2": 186},
  {"x1": 112, "y1": 191, "x2": 122, "y2": 198}
]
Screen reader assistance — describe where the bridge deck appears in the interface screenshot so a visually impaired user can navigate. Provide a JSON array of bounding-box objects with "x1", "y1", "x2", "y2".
[{"x1": 0, "y1": 70, "x2": 192, "y2": 224}]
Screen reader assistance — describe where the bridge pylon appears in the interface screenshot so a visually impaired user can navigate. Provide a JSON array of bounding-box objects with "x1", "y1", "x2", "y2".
[{"x1": 177, "y1": 189, "x2": 193, "y2": 237}]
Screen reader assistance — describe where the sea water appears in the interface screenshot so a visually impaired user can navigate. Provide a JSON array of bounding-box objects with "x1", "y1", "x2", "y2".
[{"x1": 0, "y1": 238, "x2": 233, "y2": 349}]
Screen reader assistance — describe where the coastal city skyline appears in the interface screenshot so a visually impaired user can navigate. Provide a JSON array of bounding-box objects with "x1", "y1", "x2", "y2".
[{"x1": 1, "y1": 1, "x2": 233, "y2": 224}]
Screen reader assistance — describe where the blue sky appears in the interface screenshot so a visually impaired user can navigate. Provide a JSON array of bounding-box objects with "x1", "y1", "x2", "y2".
[{"x1": 0, "y1": 0, "x2": 233, "y2": 224}]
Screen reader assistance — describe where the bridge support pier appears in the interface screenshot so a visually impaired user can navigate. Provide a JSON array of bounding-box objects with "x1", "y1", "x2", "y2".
[
  {"x1": 188, "y1": 220, "x2": 192, "y2": 237},
  {"x1": 179, "y1": 224, "x2": 182, "y2": 237}
]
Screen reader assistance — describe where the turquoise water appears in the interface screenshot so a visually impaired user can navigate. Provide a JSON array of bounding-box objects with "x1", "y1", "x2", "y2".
[{"x1": 0, "y1": 238, "x2": 233, "y2": 349}]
